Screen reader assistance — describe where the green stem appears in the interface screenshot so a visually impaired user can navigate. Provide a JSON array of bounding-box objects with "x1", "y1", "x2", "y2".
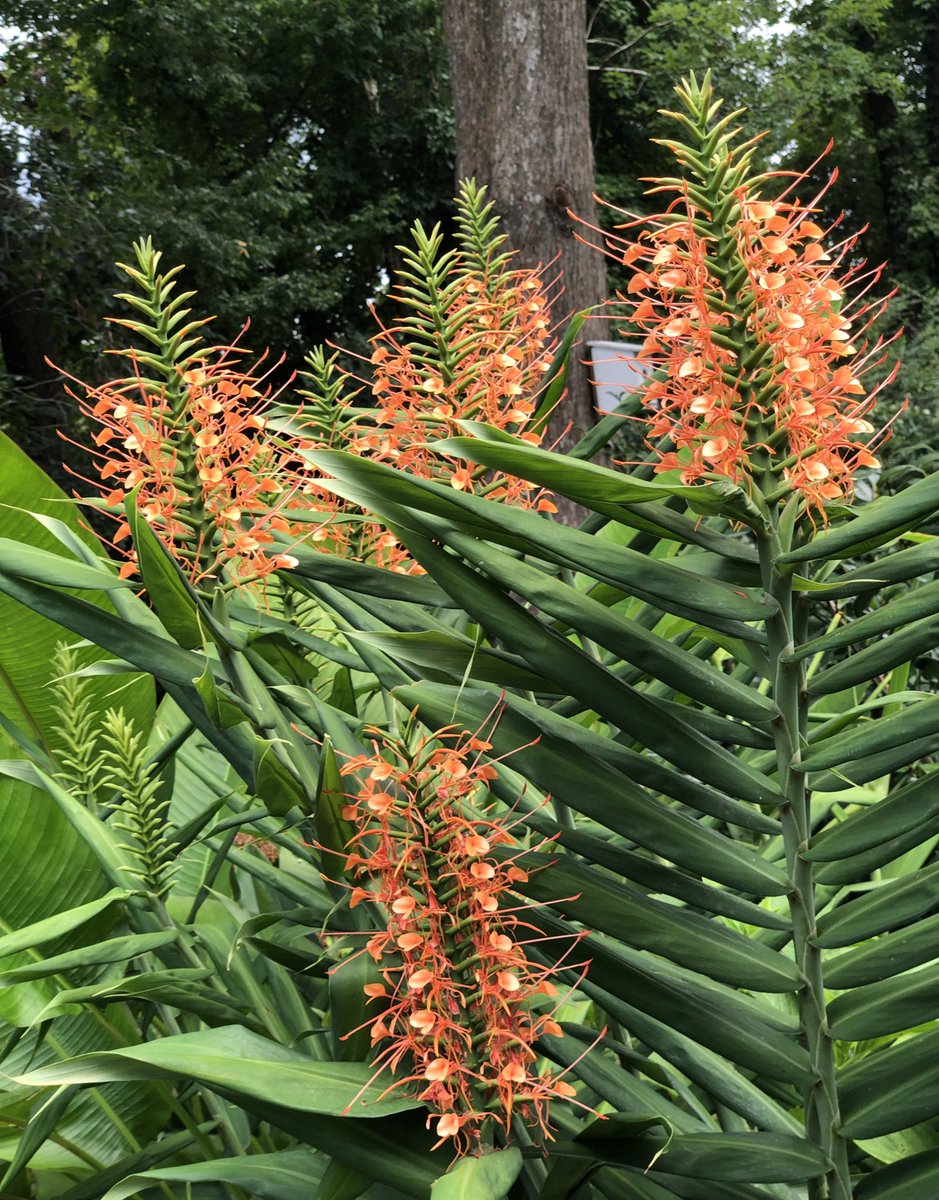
[{"x1": 759, "y1": 529, "x2": 852, "y2": 1200}]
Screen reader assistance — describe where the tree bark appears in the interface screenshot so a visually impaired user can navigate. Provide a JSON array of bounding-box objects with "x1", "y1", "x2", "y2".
[{"x1": 443, "y1": 0, "x2": 608, "y2": 475}]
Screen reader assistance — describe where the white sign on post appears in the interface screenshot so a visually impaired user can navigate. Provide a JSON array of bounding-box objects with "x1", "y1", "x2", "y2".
[{"x1": 585, "y1": 341, "x2": 650, "y2": 414}]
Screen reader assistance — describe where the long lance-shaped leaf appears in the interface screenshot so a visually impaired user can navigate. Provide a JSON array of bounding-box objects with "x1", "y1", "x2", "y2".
[
  {"x1": 786, "y1": 578, "x2": 939, "y2": 660},
  {"x1": 488, "y1": 707, "x2": 778, "y2": 837},
  {"x1": 541, "y1": 1033, "x2": 704, "y2": 1131},
  {"x1": 396, "y1": 682, "x2": 788, "y2": 894},
  {"x1": 522, "y1": 816, "x2": 789, "y2": 930},
  {"x1": 854, "y1": 1148, "x2": 939, "y2": 1200},
  {"x1": 777, "y1": 474, "x2": 939, "y2": 564},
  {"x1": 540, "y1": 914, "x2": 809, "y2": 1084},
  {"x1": 14, "y1": 1025, "x2": 419, "y2": 1118},
  {"x1": 430, "y1": 1148, "x2": 523, "y2": 1200},
  {"x1": 304, "y1": 447, "x2": 774, "y2": 634},
  {"x1": 839, "y1": 1025, "x2": 939, "y2": 1137},
  {"x1": 0, "y1": 888, "x2": 132, "y2": 958},
  {"x1": 814, "y1": 860, "x2": 939, "y2": 948},
  {"x1": 0, "y1": 538, "x2": 131, "y2": 591},
  {"x1": 436, "y1": 524, "x2": 773, "y2": 724},
  {"x1": 799, "y1": 538, "x2": 939, "y2": 599},
  {"x1": 814, "y1": 812, "x2": 939, "y2": 885},
  {"x1": 348, "y1": 630, "x2": 564, "y2": 693},
  {"x1": 807, "y1": 614, "x2": 939, "y2": 694},
  {"x1": 432, "y1": 421, "x2": 769, "y2": 528},
  {"x1": 556, "y1": 989, "x2": 802, "y2": 1139},
  {"x1": 0, "y1": 567, "x2": 207, "y2": 690},
  {"x1": 278, "y1": 536, "x2": 459, "y2": 607},
  {"x1": 228, "y1": 600, "x2": 366, "y2": 671},
  {"x1": 387, "y1": 526, "x2": 780, "y2": 807},
  {"x1": 806, "y1": 771, "x2": 939, "y2": 862},
  {"x1": 98, "y1": 1148, "x2": 326, "y2": 1200},
  {"x1": 797, "y1": 696, "x2": 939, "y2": 772},
  {"x1": 48, "y1": 1127, "x2": 212, "y2": 1200},
  {"x1": 34, "y1": 971, "x2": 262, "y2": 1031},
  {"x1": 0, "y1": 932, "x2": 179, "y2": 984},
  {"x1": 209, "y1": 1098, "x2": 443, "y2": 1198},
  {"x1": 0, "y1": 565, "x2": 268, "y2": 787},
  {"x1": 809, "y1": 731, "x2": 939, "y2": 792},
  {"x1": 825, "y1": 911, "x2": 939, "y2": 989},
  {"x1": 650, "y1": 695, "x2": 773, "y2": 749},
  {"x1": 581, "y1": 1131, "x2": 828, "y2": 1185},
  {"x1": 289, "y1": 571, "x2": 458, "y2": 640},
  {"x1": 827, "y1": 960, "x2": 939, "y2": 1040},
  {"x1": 124, "y1": 493, "x2": 202, "y2": 648},
  {"x1": 512, "y1": 852, "x2": 799, "y2": 992}
]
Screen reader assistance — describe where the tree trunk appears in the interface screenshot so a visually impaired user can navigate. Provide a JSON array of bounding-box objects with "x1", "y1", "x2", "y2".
[{"x1": 443, "y1": 0, "x2": 608, "y2": 479}]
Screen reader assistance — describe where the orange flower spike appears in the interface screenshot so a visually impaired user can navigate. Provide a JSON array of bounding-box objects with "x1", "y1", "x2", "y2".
[
  {"x1": 607, "y1": 76, "x2": 897, "y2": 516},
  {"x1": 330, "y1": 717, "x2": 586, "y2": 1153},
  {"x1": 73, "y1": 247, "x2": 311, "y2": 587}
]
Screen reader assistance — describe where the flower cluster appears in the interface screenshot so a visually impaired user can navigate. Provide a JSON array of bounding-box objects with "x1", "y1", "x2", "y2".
[
  {"x1": 353, "y1": 268, "x2": 555, "y2": 498},
  {"x1": 333, "y1": 722, "x2": 584, "y2": 1150},
  {"x1": 73, "y1": 346, "x2": 305, "y2": 584},
  {"x1": 605, "y1": 132, "x2": 898, "y2": 511}
]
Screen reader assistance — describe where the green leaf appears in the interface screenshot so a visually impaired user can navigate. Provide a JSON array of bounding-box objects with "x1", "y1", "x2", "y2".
[
  {"x1": 0, "y1": 888, "x2": 132, "y2": 959},
  {"x1": 305, "y1": 447, "x2": 773, "y2": 633},
  {"x1": 349, "y1": 629, "x2": 561, "y2": 693},
  {"x1": 0, "y1": 762, "x2": 164, "y2": 1167},
  {"x1": 828, "y1": 961, "x2": 939, "y2": 1039},
  {"x1": 814, "y1": 860, "x2": 939, "y2": 947},
  {"x1": 14, "y1": 1025, "x2": 421, "y2": 1118},
  {"x1": 825, "y1": 912, "x2": 939, "y2": 989},
  {"x1": 436, "y1": 421, "x2": 766, "y2": 527},
  {"x1": 430, "y1": 1147, "x2": 522, "y2": 1200},
  {"x1": 551, "y1": 923, "x2": 809, "y2": 1085},
  {"x1": 787, "y1": 578, "x2": 939, "y2": 661},
  {"x1": 253, "y1": 735, "x2": 308, "y2": 816},
  {"x1": 429, "y1": 525, "x2": 772, "y2": 723},
  {"x1": 798, "y1": 538, "x2": 939, "y2": 597},
  {"x1": 99, "y1": 1147, "x2": 327, "y2": 1200},
  {"x1": 329, "y1": 951, "x2": 382, "y2": 1063},
  {"x1": 840, "y1": 1026, "x2": 939, "y2": 1137},
  {"x1": 855, "y1": 1149, "x2": 939, "y2": 1199},
  {"x1": 45, "y1": 1127, "x2": 207, "y2": 1200},
  {"x1": 607, "y1": 1131, "x2": 828, "y2": 1183},
  {"x1": 0, "y1": 434, "x2": 154, "y2": 754},
  {"x1": 0, "y1": 566, "x2": 209, "y2": 691},
  {"x1": 0, "y1": 1085, "x2": 79, "y2": 1189},
  {"x1": 514, "y1": 853, "x2": 799, "y2": 992},
  {"x1": 124, "y1": 490, "x2": 203, "y2": 647},
  {"x1": 194, "y1": 657, "x2": 250, "y2": 727},
  {"x1": 806, "y1": 771, "x2": 939, "y2": 862},
  {"x1": 532, "y1": 310, "x2": 588, "y2": 432},
  {"x1": 808, "y1": 615, "x2": 939, "y2": 695},
  {"x1": 282, "y1": 536, "x2": 458, "y2": 607},
  {"x1": 797, "y1": 697, "x2": 939, "y2": 772},
  {"x1": 315, "y1": 1159, "x2": 372, "y2": 1200},
  {"x1": 0, "y1": 931, "x2": 177, "y2": 983},
  {"x1": 776, "y1": 473, "x2": 939, "y2": 563},
  {"x1": 531, "y1": 823, "x2": 788, "y2": 929},
  {"x1": 388, "y1": 531, "x2": 779, "y2": 808},
  {"x1": 225, "y1": 1100, "x2": 442, "y2": 1198},
  {"x1": 0, "y1": 538, "x2": 130, "y2": 591},
  {"x1": 315, "y1": 738, "x2": 356, "y2": 883}
]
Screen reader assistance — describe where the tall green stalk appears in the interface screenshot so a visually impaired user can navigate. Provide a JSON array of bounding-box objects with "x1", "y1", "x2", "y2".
[{"x1": 760, "y1": 522, "x2": 851, "y2": 1200}]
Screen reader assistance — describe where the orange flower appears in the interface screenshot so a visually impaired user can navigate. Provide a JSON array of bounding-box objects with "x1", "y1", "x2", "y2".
[
  {"x1": 327, "y1": 716, "x2": 587, "y2": 1152},
  {"x1": 592, "y1": 109, "x2": 899, "y2": 514},
  {"x1": 71, "y1": 338, "x2": 311, "y2": 585}
]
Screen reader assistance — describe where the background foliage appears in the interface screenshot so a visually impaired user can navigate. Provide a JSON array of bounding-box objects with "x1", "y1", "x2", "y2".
[{"x1": 5, "y1": 0, "x2": 939, "y2": 485}]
